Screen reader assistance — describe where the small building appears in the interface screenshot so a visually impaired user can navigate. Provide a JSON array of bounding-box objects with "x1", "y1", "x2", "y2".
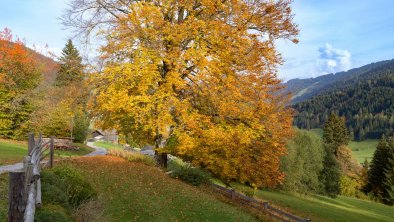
[
  {"x1": 91, "y1": 130, "x2": 104, "y2": 141},
  {"x1": 91, "y1": 129, "x2": 118, "y2": 144}
]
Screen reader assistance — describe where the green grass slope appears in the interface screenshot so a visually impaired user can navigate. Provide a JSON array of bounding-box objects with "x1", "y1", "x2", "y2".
[
  {"x1": 348, "y1": 140, "x2": 379, "y2": 163},
  {"x1": 67, "y1": 156, "x2": 259, "y2": 222},
  {"x1": 308, "y1": 129, "x2": 378, "y2": 163},
  {"x1": 254, "y1": 190, "x2": 393, "y2": 222},
  {"x1": 0, "y1": 139, "x2": 28, "y2": 165}
]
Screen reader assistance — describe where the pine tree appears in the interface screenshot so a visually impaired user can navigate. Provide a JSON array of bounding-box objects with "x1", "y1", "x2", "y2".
[
  {"x1": 361, "y1": 158, "x2": 369, "y2": 186},
  {"x1": 323, "y1": 113, "x2": 350, "y2": 156},
  {"x1": 382, "y1": 139, "x2": 394, "y2": 205},
  {"x1": 364, "y1": 136, "x2": 394, "y2": 205},
  {"x1": 320, "y1": 144, "x2": 341, "y2": 197},
  {"x1": 55, "y1": 39, "x2": 84, "y2": 87}
]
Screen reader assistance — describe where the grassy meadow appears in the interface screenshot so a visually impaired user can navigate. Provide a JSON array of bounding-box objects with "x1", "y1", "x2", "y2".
[
  {"x1": 0, "y1": 139, "x2": 94, "y2": 166},
  {"x1": 348, "y1": 140, "x2": 379, "y2": 163},
  {"x1": 308, "y1": 128, "x2": 379, "y2": 163}
]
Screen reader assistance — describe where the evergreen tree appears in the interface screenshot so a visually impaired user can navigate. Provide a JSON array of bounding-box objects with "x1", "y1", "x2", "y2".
[
  {"x1": 361, "y1": 158, "x2": 369, "y2": 186},
  {"x1": 365, "y1": 137, "x2": 394, "y2": 205},
  {"x1": 55, "y1": 39, "x2": 84, "y2": 87},
  {"x1": 320, "y1": 144, "x2": 341, "y2": 197},
  {"x1": 382, "y1": 139, "x2": 394, "y2": 205},
  {"x1": 323, "y1": 113, "x2": 350, "y2": 156}
]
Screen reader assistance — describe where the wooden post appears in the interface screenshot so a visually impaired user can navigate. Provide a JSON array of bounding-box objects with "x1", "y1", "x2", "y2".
[
  {"x1": 231, "y1": 189, "x2": 235, "y2": 200},
  {"x1": 8, "y1": 171, "x2": 26, "y2": 222},
  {"x1": 49, "y1": 137, "x2": 54, "y2": 168},
  {"x1": 35, "y1": 179, "x2": 42, "y2": 208},
  {"x1": 24, "y1": 164, "x2": 33, "y2": 200},
  {"x1": 28, "y1": 133, "x2": 35, "y2": 156}
]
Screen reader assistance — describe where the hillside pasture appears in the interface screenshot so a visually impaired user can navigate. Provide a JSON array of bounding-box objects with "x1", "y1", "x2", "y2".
[
  {"x1": 348, "y1": 139, "x2": 379, "y2": 163},
  {"x1": 254, "y1": 189, "x2": 393, "y2": 222}
]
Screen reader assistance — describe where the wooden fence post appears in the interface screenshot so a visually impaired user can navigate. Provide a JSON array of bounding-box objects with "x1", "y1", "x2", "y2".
[
  {"x1": 231, "y1": 189, "x2": 235, "y2": 200},
  {"x1": 49, "y1": 136, "x2": 54, "y2": 168},
  {"x1": 8, "y1": 171, "x2": 26, "y2": 222},
  {"x1": 262, "y1": 202, "x2": 268, "y2": 210},
  {"x1": 28, "y1": 133, "x2": 35, "y2": 156}
]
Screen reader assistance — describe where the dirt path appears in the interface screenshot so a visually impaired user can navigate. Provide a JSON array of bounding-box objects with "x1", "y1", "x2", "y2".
[{"x1": 0, "y1": 142, "x2": 107, "y2": 174}]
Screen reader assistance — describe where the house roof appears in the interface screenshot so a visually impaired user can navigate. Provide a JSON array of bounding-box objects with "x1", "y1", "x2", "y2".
[{"x1": 92, "y1": 130, "x2": 104, "y2": 136}]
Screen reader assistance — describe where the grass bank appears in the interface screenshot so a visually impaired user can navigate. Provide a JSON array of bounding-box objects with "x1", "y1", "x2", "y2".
[
  {"x1": 253, "y1": 189, "x2": 393, "y2": 222},
  {"x1": 0, "y1": 139, "x2": 94, "y2": 166},
  {"x1": 63, "y1": 156, "x2": 259, "y2": 221}
]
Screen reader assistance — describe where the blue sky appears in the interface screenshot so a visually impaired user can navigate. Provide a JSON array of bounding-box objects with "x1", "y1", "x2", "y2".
[
  {"x1": 277, "y1": 0, "x2": 394, "y2": 80},
  {"x1": 1, "y1": 0, "x2": 394, "y2": 81}
]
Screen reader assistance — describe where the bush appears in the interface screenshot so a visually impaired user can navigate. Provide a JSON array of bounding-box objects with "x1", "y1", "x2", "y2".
[
  {"x1": 170, "y1": 165, "x2": 210, "y2": 186},
  {"x1": 35, "y1": 204, "x2": 72, "y2": 222},
  {"x1": 108, "y1": 149, "x2": 155, "y2": 166},
  {"x1": 40, "y1": 171, "x2": 70, "y2": 209},
  {"x1": 52, "y1": 165, "x2": 97, "y2": 207}
]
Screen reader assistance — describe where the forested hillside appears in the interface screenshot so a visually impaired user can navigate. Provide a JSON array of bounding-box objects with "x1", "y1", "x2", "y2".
[
  {"x1": 285, "y1": 59, "x2": 394, "y2": 104},
  {"x1": 292, "y1": 59, "x2": 394, "y2": 140}
]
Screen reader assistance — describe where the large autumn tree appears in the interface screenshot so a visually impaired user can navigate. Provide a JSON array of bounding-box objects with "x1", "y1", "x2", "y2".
[
  {"x1": 66, "y1": 0, "x2": 298, "y2": 187},
  {"x1": 0, "y1": 28, "x2": 42, "y2": 138}
]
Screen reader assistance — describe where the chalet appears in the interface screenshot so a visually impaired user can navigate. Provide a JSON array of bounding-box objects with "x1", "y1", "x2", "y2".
[{"x1": 91, "y1": 129, "x2": 119, "y2": 144}]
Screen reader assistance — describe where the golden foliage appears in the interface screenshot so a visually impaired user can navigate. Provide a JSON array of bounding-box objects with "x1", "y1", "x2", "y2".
[{"x1": 91, "y1": 0, "x2": 298, "y2": 187}]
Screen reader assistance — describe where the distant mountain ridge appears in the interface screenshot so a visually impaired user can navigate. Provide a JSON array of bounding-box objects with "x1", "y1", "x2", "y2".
[
  {"x1": 284, "y1": 59, "x2": 394, "y2": 104},
  {"x1": 288, "y1": 59, "x2": 394, "y2": 140}
]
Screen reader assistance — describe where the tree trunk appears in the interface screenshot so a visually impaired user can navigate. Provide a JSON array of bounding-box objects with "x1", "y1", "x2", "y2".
[
  {"x1": 155, "y1": 151, "x2": 168, "y2": 168},
  {"x1": 154, "y1": 135, "x2": 168, "y2": 168}
]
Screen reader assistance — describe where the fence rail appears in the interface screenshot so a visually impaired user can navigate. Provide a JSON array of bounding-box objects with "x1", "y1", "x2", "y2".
[
  {"x1": 8, "y1": 133, "x2": 54, "y2": 222},
  {"x1": 210, "y1": 183, "x2": 311, "y2": 222}
]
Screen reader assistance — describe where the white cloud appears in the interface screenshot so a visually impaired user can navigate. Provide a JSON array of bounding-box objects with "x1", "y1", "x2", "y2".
[{"x1": 315, "y1": 43, "x2": 352, "y2": 74}]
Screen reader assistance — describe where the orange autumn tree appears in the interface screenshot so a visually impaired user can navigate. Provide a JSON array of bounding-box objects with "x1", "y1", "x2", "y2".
[
  {"x1": 83, "y1": 0, "x2": 297, "y2": 187},
  {"x1": 0, "y1": 28, "x2": 42, "y2": 138}
]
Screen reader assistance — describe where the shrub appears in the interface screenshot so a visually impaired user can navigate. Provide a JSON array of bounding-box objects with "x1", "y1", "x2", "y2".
[
  {"x1": 35, "y1": 204, "x2": 72, "y2": 222},
  {"x1": 52, "y1": 164, "x2": 97, "y2": 207},
  {"x1": 170, "y1": 165, "x2": 210, "y2": 186},
  {"x1": 108, "y1": 149, "x2": 155, "y2": 166},
  {"x1": 40, "y1": 172, "x2": 70, "y2": 209}
]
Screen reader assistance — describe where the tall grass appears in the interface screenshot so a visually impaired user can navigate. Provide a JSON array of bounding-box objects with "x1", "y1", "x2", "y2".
[{"x1": 107, "y1": 149, "x2": 155, "y2": 166}]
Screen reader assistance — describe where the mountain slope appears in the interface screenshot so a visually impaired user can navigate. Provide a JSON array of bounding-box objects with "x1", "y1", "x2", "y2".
[
  {"x1": 291, "y1": 59, "x2": 394, "y2": 140},
  {"x1": 285, "y1": 59, "x2": 394, "y2": 104}
]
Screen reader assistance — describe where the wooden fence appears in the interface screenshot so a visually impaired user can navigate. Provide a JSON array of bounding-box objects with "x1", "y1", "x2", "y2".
[
  {"x1": 8, "y1": 133, "x2": 54, "y2": 222},
  {"x1": 211, "y1": 183, "x2": 311, "y2": 222}
]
